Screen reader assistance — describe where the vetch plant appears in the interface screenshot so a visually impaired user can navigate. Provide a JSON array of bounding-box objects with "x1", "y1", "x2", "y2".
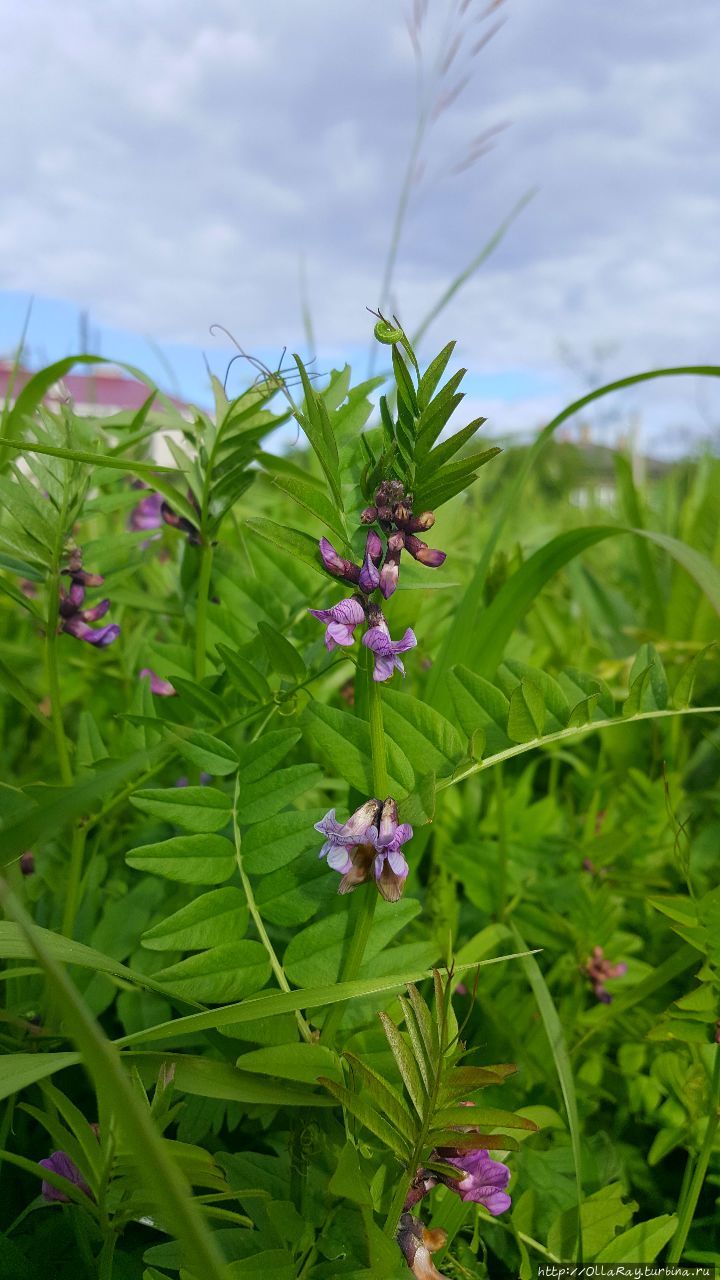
[{"x1": 0, "y1": 325, "x2": 719, "y2": 1277}]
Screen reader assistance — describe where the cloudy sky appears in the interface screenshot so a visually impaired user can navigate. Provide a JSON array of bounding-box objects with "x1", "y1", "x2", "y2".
[{"x1": 1, "y1": 0, "x2": 719, "y2": 452}]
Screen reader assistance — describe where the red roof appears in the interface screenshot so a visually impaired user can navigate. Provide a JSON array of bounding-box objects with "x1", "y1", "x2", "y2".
[{"x1": 0, "y1": 361, "x2": 188, "y2": 413}]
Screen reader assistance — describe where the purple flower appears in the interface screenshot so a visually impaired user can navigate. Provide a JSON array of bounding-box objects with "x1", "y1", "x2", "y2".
[
  {"x1": 379, "y1": 531, "x2": 405, "y2": 599},
  {"x1": 308, "y1": 597, "x2": 365, "y2": 650},
  {"x1": 318, "y1": 537, "x2": 362, "y2": 586},
  {"x1": 362, "y1": 615, "x2": 417, "y2": 682},
  {"x1": 129, "y1": 491, "x2": 163, "y2": 532},
  {"x1": 358, "y1": 530, "x2": 382, "y2": 592},
  {"x1": 140, "y1": 667, "x2": 176, "y2": 696},
  {"x1": 59, "y1": 581, "x2": 120, "y2": 647},
  {"x1": 585, "y1": 946, "x2": 627, "y2": 1003},
  {"x1": 404, "y1": 534, "x2": 447, "y2": 568},
  {"x1": 440, "y1": 1147, "x2": 511, "y2": 1214},
  {"x1": 315, "y1": 797, "x2": 412, "y2": 901},
  {"x1": 39, "y1": 1150, "x2": 92, "y2": 1204},
  {"x1": 161, "y1": 499, "x2": 201, "y2": 545},
  {"x1": 20, "y1": 851, "x2": 35, "y2": 876},
  {"x1": 366, "y1": 798, "x2": 412, "y2": 901}
]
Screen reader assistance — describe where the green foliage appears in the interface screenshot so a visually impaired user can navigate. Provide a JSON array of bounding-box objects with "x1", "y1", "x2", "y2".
[{"x1": 1, "y1": 336, "x2": 720, "y2": 1277}]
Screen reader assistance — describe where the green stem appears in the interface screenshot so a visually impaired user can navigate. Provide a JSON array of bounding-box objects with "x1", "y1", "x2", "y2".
[
  {"x1": 61, "y1": 825, "x2": 88, "y2": 939},
  {"x1": 495, "y1": 765, "x2": 508, "y2": 920},
  {"x1": 97, "y1": 1230, "x2": 117, "y2": 1280},
  {"x1": 368, "y1": 676, "x2": 390, "y2": 796},
  {"x1": 194, "y1": 540, "x2": 213, "y2": 681},
  {"x1": 45, "y1": 574, "x2": 72, "y2": 786},
  {"x1": 232, "y1": 777, "x2": 312, "y2": 1043},
  {"x1": 321, "y1": 888, "x2": 378, "y2": 1047},
  {"x1": 322, "y1": 679, "x2": 389, "y2": 1045},
  {"x1": 668, "y1": 1046, "x2": 720, "y2": 1264}
]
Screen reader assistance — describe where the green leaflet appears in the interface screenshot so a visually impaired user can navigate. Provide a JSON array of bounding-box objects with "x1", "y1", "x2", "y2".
[
  {"x1": 282, "y1": 898, "x2": 421, "y2": 988},
  {"x1": 129, "y1": 1053, "x2": 332, "y2": 1109},
  {"x1": 302, "y1": 701, "x2": 414, "y2": 796},
  {"x1": 141, "y1": 888, "x2": 249, "y2": 951},
  {"x1": 130, "y1": 786, "x2": 232, "y2": 833},
  {"x1": 166, "y1": 729, "x2": 239, "y2": 776},
  {"x1": 236, "y1": 763, "x2": 323, "y2": 824},
  {"x1": 152, "y1": 941, "x2": 271, "y2": 1002},
  {"x1": 126, "y1": 835, "x2": 236, "y2": 885}
]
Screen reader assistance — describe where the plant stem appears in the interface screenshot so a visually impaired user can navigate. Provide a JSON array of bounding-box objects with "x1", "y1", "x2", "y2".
[
  {"x1": 61, "y1": 825, "x2": 88, "y2": 939},
  {"x1": 320, "y1": 887, "x2": 378, "y2": 1047},
  {"x1": 322, "y1": 678, "x2": 389, "y2": 1045},
  {"x1": 368, "y1": 675, "x2": 390, "y2": 797},
  {"x1": 495, "y1": 765, "x2": 508, "y2": 920},
  {"x1": 97, "y1": 1230, "x2": 117, "y2": 1280},
  {"x1": 232, "y1": 777, "x2": 312, "y2": 1043},
  {"x1": 194, "y1": 540, "x2": 213, "y2": 681},
  {"x1": 45, "y1": 573, "x2": 72, "y2": 786},
  {"x1": 667, "y1": 1045, "x2": 720, "y2": 1263}
]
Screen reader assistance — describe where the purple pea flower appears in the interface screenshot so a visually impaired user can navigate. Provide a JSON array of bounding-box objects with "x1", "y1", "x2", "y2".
[
  {"x1": 59, "y1": 581, "x2": 120, "y2": 647},
  {"x1": 140, "y1": 667, "x2": 176, "y2": 696},
  {"x1": 585, "y1": 946, "x2": 627, "y2": 1003},
  {"x1": 308, "y1": 597, "x2": 365, "y2": 650},
  {"x1": 315, "y1": 797, "x2": 412, "y2": 901},
  {"x1": 39, "y1": 1150, "x2": 92, "y2": 1204},
  {"x1": 358, "y1": 530, "x2": 382, "y2": 592},
  {"x1": 362, "y1": 614, "x2": 417, "y2": 682},
  {"x1": 379, "y1": 531, "x2": 405, "y2": 599},
  {"x1": 128, "y1": 491, "x2": 163, "y2": 532},
  {"x1": 367, "y1": 798, "x2": 412, "y2": 901},
  {"x1": 439, "y1": 1147, "x2": 511, "y2": 1213}
]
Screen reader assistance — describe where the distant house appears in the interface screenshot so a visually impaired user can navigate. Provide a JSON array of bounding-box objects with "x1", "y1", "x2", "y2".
[{"x1": 0, "y1": 359, "x2": 189, "y2": 417}]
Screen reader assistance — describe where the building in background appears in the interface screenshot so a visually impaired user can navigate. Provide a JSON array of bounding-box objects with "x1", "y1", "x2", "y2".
[{"x1": 0, "y1": 358, "x2": 188, "y2": 417}]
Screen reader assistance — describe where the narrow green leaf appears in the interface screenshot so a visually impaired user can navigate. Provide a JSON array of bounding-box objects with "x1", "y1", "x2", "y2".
[
  {"x1": 378, "y1": 1012, "x2": 426, "y2": 1116},
  {"x1": 269, "y1": 472, "x2": 347, "y2": 541},
  {"x1": 433, "y1": 1104, "x2": 537, "y2": 1131},
  {"x1": 245, "y1": 518, "x2": 326, "y2": 576},
  {"x1": 511, "y1": 924, "x2": 583, "y2": 1262},
  {"x1": 217, "y1": 644, "x2": 272, "y2": 702},
  {"x1": 0, "y1": 887, "x2": 228, "y2": 1279},
  {"x1": 343, "y1": 1052, "x2": 418, "y2": 1143},
  {"x1": 319, "y1": 1076, "x2": 411, "y2": 1159},
  {"x1": 0, "y1": 1052, "x2": 80, "y2": 1101},
  {"x1": 258, "y1": 620, "x2": 307, "y2": 682}
]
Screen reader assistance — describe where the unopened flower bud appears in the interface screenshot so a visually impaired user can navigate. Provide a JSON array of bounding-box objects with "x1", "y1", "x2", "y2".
[
  {"x1": 318, "y1": 537, "x2": 361, "y2": 585},
  {"x1": 404, "y1": 534, "x2": 446, "y2": 568},
  {"x1": 360, "y1": 506, "x2": 378, "y2": 524}
]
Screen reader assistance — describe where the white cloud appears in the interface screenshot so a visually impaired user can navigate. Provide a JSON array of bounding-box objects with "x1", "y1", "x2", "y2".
[{"x1": 0, "y1": 0, "x2": 718, "y2": 450}]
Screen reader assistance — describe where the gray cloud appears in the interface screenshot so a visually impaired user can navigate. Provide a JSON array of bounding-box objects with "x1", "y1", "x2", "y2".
[{"x1": 1, "y1": 0, "x2": 719, "y2": 447}]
